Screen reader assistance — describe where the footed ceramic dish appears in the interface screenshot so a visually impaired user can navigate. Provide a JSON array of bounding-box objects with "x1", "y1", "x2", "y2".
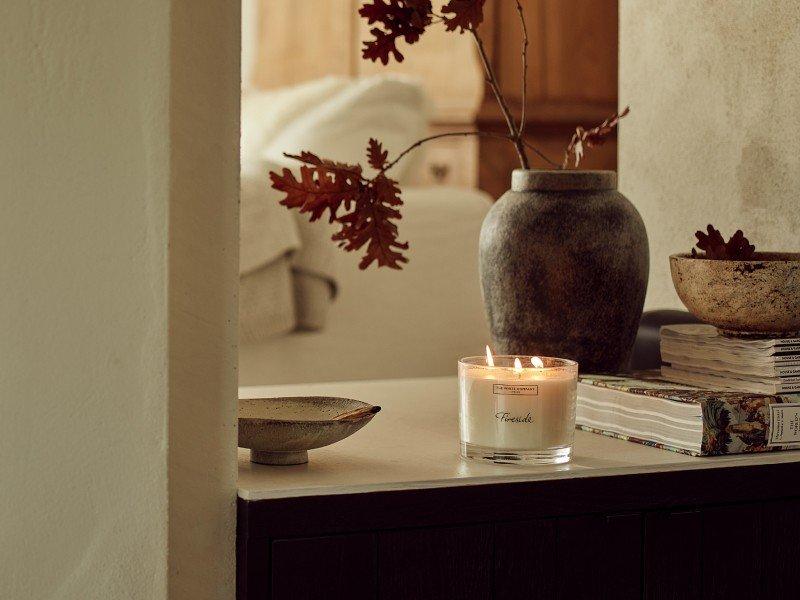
[{"x1": 238, "y1": 397, "x2": 381, "y2": 465}]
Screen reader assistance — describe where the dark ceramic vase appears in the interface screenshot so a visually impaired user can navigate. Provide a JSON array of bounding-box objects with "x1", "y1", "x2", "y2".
[{"x1": 479, "y1": 170, "x2": 649, "y2": 373}]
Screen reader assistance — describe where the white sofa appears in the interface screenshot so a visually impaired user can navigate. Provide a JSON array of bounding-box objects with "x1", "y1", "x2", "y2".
[
  {"x1": 239, "y1": 185, "x2": 492, "y2": 385},
  {"x1": 239, "y1": 75, "x2": 493, "y2": 384}
]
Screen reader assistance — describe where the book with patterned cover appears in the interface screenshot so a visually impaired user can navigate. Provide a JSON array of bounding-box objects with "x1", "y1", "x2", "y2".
[{"x1": 578, "y1": 372, "x2": 800, "y2": 456}]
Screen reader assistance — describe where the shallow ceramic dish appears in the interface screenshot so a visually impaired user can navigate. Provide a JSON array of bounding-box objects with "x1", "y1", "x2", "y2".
[
  {"x1": 670, "y1": 252, "x2": 800, "y2": 338},
  {"x1": 238, "y1": 397, "x2": 381, "y2": 465}
]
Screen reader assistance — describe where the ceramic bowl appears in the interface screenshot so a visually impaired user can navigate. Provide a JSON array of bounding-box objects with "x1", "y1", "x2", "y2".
[
  {"x1": 669, "y1": 252, "x2": 800, "y2": 337},
  {"x1": 238, "y1": 396, "x2": 381, "y2": 465}
]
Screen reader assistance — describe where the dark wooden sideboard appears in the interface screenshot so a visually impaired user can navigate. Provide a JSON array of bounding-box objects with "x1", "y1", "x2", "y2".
[{"x1": 238, "y1": 461, "x2": 800, "y2": 600}]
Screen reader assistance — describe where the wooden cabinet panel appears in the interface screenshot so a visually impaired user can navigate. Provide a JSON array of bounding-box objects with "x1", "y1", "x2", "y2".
[
  {"x1": 485, "y1": 0, "x2": 618, "y2": 104},
  {"x1": 490, "y1": 0, "x2": 547, "y2": 102},
  {"x1": 239, "y1": 466, "x2": 800, "y2": 600},
  {"x1": 762, "y1": 499, "x2": 800, "y2": 598},
  {"x1": 271, "y1": 533, "x2": 376, "y2": 600},
  {"x1": 237, "y1": 536, "x2": 270, "y2": 600},
  {"x1": 495, "y1": 518, "x2": 558, "y2": 600},
  {"x1": 378, "y1": 524, "x2": 492, "y2": 600},
  {"x1": 557, "y1": 515, "x2": 605, "y2": 600},
  {"x1": 701, "y1": 504, "x2": 762, "y2": 600},
  {"x1": 644, "y1": 509, "x2": 702, "y2": 600},
  {"x1": 494, "y1": 513, "x2": 641, "y2": 600},
  {"x1": 412, "y1": 125, "x2": 480, "y2": 188},
  {"x1": 253, "y1": 0, "x2": 355, "y2": 90},
  {"x1": 542, "y1": 0, "x2": 618, "y2": 101},
  {"x1": 557, "y1": 513, "x2": 642, "y2": 600},
  {"x1": 599, "y1": 513, "x2": 643, "y2": 600}
]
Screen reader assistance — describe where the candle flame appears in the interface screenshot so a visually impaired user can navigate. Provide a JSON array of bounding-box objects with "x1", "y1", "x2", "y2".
[
  {"x1": 485, "y1": 345, "x2": 494, "y2": 367},
  {"x1": 513, "y1": 357, "x2": 523, "y2": 373},
  {"x1": 531, "y1": 356, "x2": 544, "y2": 368}
]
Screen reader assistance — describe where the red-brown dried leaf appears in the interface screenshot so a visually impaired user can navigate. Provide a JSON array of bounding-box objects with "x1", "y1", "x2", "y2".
[
  {"x1": 726, "y1": 230, "x2": 756, "y2": 259},
  {"x1": 694, "y1": 224, "x2": 726, "y2": 258},
  {"x1": 361, "y1": 28, "x2": 404, "y2": 64},
  {"x1": 269, "y1": 164, "x2": 360, "y2": 223},
  {"x1": 359, "y1": 0, "x2": 433, "y2": 64},
  {"x1": 270, "y1": 150, "x2": 409, "y2": 269},
  {"x1": 367, "y1": 138, "x2": 389, "y2": 170},
  {"x1": 562, "y1": 106, "x2": 630, "y2": 169},
  {"x1": 693, "y1": 225, "x2": 755, "y2": 260},
  {"x1": 331, "y1": 173, "x2": 408, "y2": 269},
  {"x1": 285, "y1": 151, "x2": 363, "y2": 180},
  {"x1": 441, "y1": 0, "x2": 486, "y2": 32}
]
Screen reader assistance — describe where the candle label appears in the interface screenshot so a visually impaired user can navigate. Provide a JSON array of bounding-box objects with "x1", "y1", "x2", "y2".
[{"x1": 493, "y1": 384, "x2": 539, "y2": 396}]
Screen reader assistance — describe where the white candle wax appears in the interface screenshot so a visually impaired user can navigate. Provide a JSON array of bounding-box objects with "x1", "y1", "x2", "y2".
[{"x1": 459, "y1": 357, "x2": 577, "y2": 452}]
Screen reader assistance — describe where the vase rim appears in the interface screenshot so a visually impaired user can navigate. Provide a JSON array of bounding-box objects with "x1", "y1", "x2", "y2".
[{"x1": 511, "y1": 169, "x2": 617, "y2": 192}]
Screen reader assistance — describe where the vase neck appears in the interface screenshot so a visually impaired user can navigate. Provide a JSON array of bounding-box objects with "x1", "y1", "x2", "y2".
[{"x1": 511, "y1": 169, "x2": 617, "y2": 192}]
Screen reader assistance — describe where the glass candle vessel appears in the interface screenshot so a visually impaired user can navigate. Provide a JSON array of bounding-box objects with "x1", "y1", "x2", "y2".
[{"x1": 458, "y1": 355, "x2": 578, "y2": 464}]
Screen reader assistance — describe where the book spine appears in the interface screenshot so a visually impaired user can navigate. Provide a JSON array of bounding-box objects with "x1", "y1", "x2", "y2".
[
  {"x1": 661, "y1": 365, "x2": 800, "y2": 394},
  {"x1": 663, "y1": 360, "x2": 800, "y2": 377},
  {"x1": 700, "y1": 397, "x2": 800, "y2": 455},
  {"x1": 774, "y1": 354, "x2": 800, "y2": 364},
  {"x1": 660, "y1": 348, "x2": 800, "y2": 364}
]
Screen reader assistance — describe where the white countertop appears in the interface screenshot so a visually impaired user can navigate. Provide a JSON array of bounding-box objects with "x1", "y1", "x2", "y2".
[{"x1": 238, "y1": 376, "x2": 800, "y2": 501}]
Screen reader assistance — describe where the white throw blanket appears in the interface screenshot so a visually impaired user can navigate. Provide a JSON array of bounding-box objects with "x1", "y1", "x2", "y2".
[{"x1": 239, "y1": 159, "x2": 337, "y2": 343}]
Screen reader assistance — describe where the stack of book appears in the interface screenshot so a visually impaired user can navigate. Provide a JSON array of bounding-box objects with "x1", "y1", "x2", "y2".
[
  {"x1": 659, "y1": 324, "x2": 800, "y2": 394},
  {"x1": 576, "y1": 373, "x2": 800, "y2": 456},
  {"x1": 576, "y1": 324, "x2": 800, "y2": 456}
]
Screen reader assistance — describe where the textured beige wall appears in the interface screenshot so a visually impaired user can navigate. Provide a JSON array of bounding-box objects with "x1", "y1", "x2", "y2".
[
  {"x1": 619, "y1": 1, "x2": 800, "y2": 310},
  {"x1": 0, "y1": 2, "x2": 238, "y2": 599}
]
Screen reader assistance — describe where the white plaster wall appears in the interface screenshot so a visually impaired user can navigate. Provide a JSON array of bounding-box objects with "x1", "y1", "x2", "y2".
[
  {"x1": 619, "y1": 1, "x2": 800, "y2": 310},
  {"x1": 0, "y1": 1, "x2": 238, "y2": 598}
]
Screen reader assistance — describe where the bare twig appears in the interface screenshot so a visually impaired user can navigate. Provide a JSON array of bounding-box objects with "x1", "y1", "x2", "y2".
[
  {"x1": 469, "y1": 30, "x2": 530, "y2": 169},
  {"x1": 515, "y1": 0, "x2": 529, "y2": 136},
  {"x1": 561, "y1": 131, "x2": 582, "y2": 170},
  {"x1": 381, "y1": 131, "x2": 511, "y2": 173},
  {"x1": 561, "y1": 106, "x2": 630, "y2": 169},
  {"x1": 521, "y1": 140, "x2": 560, "y2": 169}
]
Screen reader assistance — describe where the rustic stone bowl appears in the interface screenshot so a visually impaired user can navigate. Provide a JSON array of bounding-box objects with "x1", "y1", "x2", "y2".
[
  {"x1": 238, "y1": 397, "x2": 381, "y2": 465},
  {"x1": 670, "y1": 252, "x2": 800, "y2": 338}
]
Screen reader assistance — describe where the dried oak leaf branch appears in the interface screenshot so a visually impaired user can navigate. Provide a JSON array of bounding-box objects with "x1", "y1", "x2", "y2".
[
  {"x1": 562, "y1": 106, "x2": 630, "y2": 169},
  {"x1": 271, "y1": 1, "x2": 624, "y2": 269},
  {"x1": 360, "y1": 0, "x2": 488, "y2": 63},
  {"x1": 359, "y1": 0, "x2": 433, "y2": 64},
  {"x1": 269, "y1": 140, "x2": 409, "y2": 270},
  {"x1": 691, "y1": 225, "x2": 755, "y2": 260},
  {"x1": 367, "y1": 138, "x2": 389, "y2": 170},
  {"x1": 441, "y1": 0, "x2": 486, "y2": 32}
]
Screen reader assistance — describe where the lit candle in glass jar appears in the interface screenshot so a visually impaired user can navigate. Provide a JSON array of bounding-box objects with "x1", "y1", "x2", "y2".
[{"x1": 459, "y1": 347, "x2": 578, "y2": 464}]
